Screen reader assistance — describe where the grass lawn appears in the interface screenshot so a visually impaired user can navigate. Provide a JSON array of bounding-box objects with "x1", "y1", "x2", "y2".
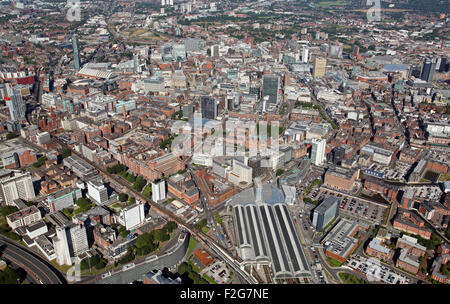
[
  {"x1": 188, "y1": 258, "x2": 202, "y2": 274},
  {"x1": 50, "y1": 260, "x2": 72, "y2": 274},
  {"x1": 81, "y1": 263, "x2": 115, "y2": 276},
  {"x1": 326, "y1": 257, "x2": 344, "y2": 267},
  {"x1": 316, "y1": 1, "x2": 349, "y2": 7},
  {"x1": 339, "y1": 272, "x2": 369, "y2": 284},
  {"x1": 187, "y1": 237, "x2": 199, "y2": 258},
  {"x1": 202, "y1": 226, "x2": 211, "y2": 234},
  {"x1": 438, "y1": 174, "x2": 450, "y2": 182}
]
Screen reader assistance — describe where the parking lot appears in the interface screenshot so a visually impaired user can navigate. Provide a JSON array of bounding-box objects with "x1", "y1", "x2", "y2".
[
  {"x1": 310, "y1": 189, "x2": 387, "y2": 225},
  {"x1": 345, "y1": 255, "x2": 411, "y2": 284},
  {"x1": 368, "y1": 162, "x2": 409, "y2": 181},
  {"x1": 411, "y1": 185, "x2": 442, "y2": 201},
  {"x1": 203, "y1": 261, "x2": 232, "y2": 284}
]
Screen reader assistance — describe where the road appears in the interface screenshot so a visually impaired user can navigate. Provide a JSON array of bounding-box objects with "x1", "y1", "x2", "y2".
[
  {"x1": 0, "y1": 236, "x2": 65, "y2": 284},
  {"x1": 52, "y1": 137, "x2": 257, "y2": 284},
  {"x1": 190, "y1": 168, "x2": 228, "y2": 249}
]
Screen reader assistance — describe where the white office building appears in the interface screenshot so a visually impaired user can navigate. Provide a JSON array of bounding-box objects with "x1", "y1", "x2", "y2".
[
  {"x1": 311, "y1": 138, "x2": 326, "y2": 166},
  {"x1": 0, "y1": 171, "x2": 35, "y2": 206},
  {"x1": 152, "y1": 179, "x2": 166, "y2": 202},
  {"x1": 115, "y1": 203, "x2": 145, "y2": 231},
  {"x1": 87, "y1": 178, "x2": 108, "y2": 205},
  {"x1": 53, "y1": 223, "x2": 89, "y2": 266}
]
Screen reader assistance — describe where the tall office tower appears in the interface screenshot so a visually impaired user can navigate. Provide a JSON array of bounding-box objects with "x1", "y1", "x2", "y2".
[
  {"x1": 116, "y1": 203, "x2": 145, "y2": 230},
  {"x1": 210, "y1": 44, "x2": 219, "y2": 57},
  {"x1": 312, "y1": 196, "x2": 340, "y2": 231},
  {"x1": 311, "y1": 138, "x2": 326, "y2": 166},
  {"x1": 261, "y1": 75, "x2": 280, "y2": 106},
  {"x1": 53, "y1": 223, "x2": 89, "y2": 266},
  {"x1": 152, "y1": 179, "x2": 166, "y2": 202},
  {"x1": 200, "y1": 96, "x2": 218, "y2": 120},
  {"x1": 0, "y1": 171, "x2": 35, "y2": 206},
  {"x1": 301, "y1": 46, "x2": 309, "y2": 63},
  {"x1": 420, "y1": 58, "x2": 436, "y2": 83},
  {"x1": 5, "y1": 89, "x2": 26, "y2": 121},
  {"x1": 353, "y1": 45, "x2": 360, "y2": 58},
  {"x1": 72, "y1": 34, "x2": 81, "y2": 71},
  {"x1": 133, "y1": 53, "x2": 142, "y2": 74},
  {"x1": 313, "y1": 57, "x2": 327, "y2": 78},
  {"x1": 332, "y1": 146, "x2": 345, "y2": 165},
  {"x1": 439, "y1": 57, "x2": 448, "y2": 72},
  {"x1": 161, "y1": 0, "x2": 166, "y2": 6},
  {"x1": 87, "y1": 179, "x2": 108, "y2": 205}
]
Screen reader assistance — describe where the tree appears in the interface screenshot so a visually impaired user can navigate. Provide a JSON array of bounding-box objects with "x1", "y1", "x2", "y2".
[
  {"x1": 6, "y1": 133, "x2": 18, "y2": 140},
  {"x1": 119, "y1": 193, "x2": 128, "y2": 202},
  {"x1": 107, "y1": 164, "x2": 127, "y2": 174},
  {"x1": 126, "y1": 173, "x2": 136, "y2": 183},
  {"x1": 303, "y1": 197, "x2": 313, "y2": 204},
  {"x1": 0, "y1": 206, "x2": 18, "y2": 217},
  {"x1": 142, "y1": 184, "x2": 152, "y2": 198},
  {"x1": 62, "y1": 148, "x2": 72, "y2": 159},
  {"x1": 128, "y1": 196, "x2": 136, "y2": 204},
  {"x1": 276, "y1": 169, "x2": 285, "y2": 176},
  {"x1": 152, "y1": 228, "x2": 169, "y2": 242},
  {"x1": 95, "y1": 258, "x2": 107, "y2": 270},
  {"x1": 133, "y1": 176, "x2": 147, "y2": 192},
  {"x1": 118, "y1": 225, "x2": 130, "y2": 238},
  {"x1": 163, "y1": 221, "x2": 177, "y2": 233},
  {"x1": 0, "y1": 266, "x2": 21, "y2": 284},
  {"x1": 33, "y1": 156, "x2": 47, "y2": 168},
  {"x1": 368, "y1": 44, "x2": 376, "y2": 51}
]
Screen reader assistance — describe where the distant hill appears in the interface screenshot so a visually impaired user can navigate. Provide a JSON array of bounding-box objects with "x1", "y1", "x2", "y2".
[
  {"x1": 396, "y1": 0, "x2": 450, "y2": 14},
  {"x1": 382, "y1": 0, "x2": 450, "y2": 13}
]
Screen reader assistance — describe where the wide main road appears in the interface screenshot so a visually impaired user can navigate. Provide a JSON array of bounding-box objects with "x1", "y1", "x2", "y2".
[
  {"x1": 53, "y1": 138, "x2": 257, "y2": 284},
  {"x1": 0, "y1": 236, "x2": 65, "y2": 284}
]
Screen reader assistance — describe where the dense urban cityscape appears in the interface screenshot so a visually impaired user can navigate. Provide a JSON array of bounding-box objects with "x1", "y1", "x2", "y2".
[{"x1": 0, "y1": 0, "x2": 449, "y2": 287}]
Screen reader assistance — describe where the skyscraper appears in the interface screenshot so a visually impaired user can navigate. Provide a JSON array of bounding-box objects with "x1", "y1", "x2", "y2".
[
  {"x1": 72, "y1": 34, "x2": 81, "y2": 71},
  {"x1": 261, "y1": 75, "x2": 280, "y2": 105},
  {"x1": 301, "y1": 46, "x2": 309, "y2": 63},
  {"x1": 152, "y1": 179, "x2": 166, "y2": 202},
  {"x1": 312, "y1": 196, "x2": 340, "y2": 231},
  {"x1": 439, "y1": 57, "x2": 448, "y2": 73},
  {"x1": 53, "y1": 223, "x2": 89, "y2": 266},
  {"x1": 313, "y1": 57, "x2": 327, "y2": 78},
  {"x1": 201, "y1": 96, "x2": 218, "y2": 120},
  {"x1": 210, "y1": 45, "x2": 219, "y2": 57},
  {"x1": 420, "y1": 58, "x2": 436, "y2": 83},
  {"x1": 5, "y1": 89, "x2": 26, "y2": 121},
  {"x1": 311, "y1": 138, "x2": 326, "y2": 166}
]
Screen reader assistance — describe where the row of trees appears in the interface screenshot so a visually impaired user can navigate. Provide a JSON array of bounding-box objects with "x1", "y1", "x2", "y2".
[
  {"x1": 0, "y1": 266, "x2": 23, "y2": 284},
  {"x1": 0, "y1": 223, "x2": 21, "y2": 241},
  {"x1": 33, "y1": 156, "x2": 47, "y2": 168},
  {"x1": 106, "y1": 164, "x2": 127, "y2": 175},
  {"x1": 116, "y1": 221, "x2": 178, "y2": 264},
  {"x1": 80, "y1": 255, "x2": 108, "y2": 271},
  {"x1": 0, "y1": 206, "x2": 18, "y2": 217},
  {"x1": 177, "y1": 262, "x2": 209, "y2": 284}
]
